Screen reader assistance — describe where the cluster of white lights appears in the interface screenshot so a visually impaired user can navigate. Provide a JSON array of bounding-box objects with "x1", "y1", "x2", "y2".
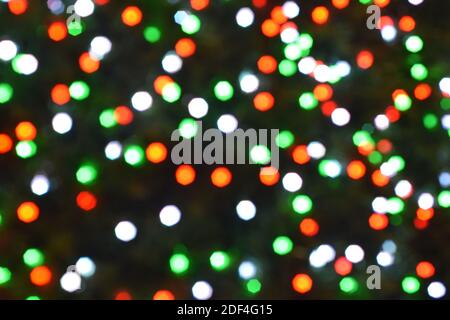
[
  {"x1": 192, "y1": 281, "x2": 213, "y2": 300},
  {"x1": 345, "y1": 244, "x2": 364, "y2": 263},
  {"x1": 372, "y1": 196, "x2": 406, "y2": 214},
  {"x1": 236, "y1": 200, "x2": 256, "y2": 221},
  {"x1": 115, "y1": 221, "x2": 137, "y2": 242},
  {"x1": 159, "y1": 205, "x2": 182, "y2": 227},
  {"x1": 52, "y1": 112, "x2": 73, "y2": 134},
  {"x1": 217, "y1": 114, "x2": 238, "y2": 134},
  {"x1": 313, "y1": 64, "x2": 331, "y2": 83},
  {"x1": 282, "y1": 172, "x2": 303, "y2": 192},
  {"x1": 131, "y1": 91, "x2": 153, "y2": 112},
  {"x1": 235, "y1": 7, "x2": 254, "y2": 28},
  {"x1": 309, "y1": 244, "x2": 336, "y2": 268},
  {"x1": 380, "y1": 157, "x2": 403, "y2": 177},
  {"x1": 31, "y1": 175, "x2": 50, "y2": 196},
  {"x1": 188, "y1": 97, "x2": 209, "y2": 119}
]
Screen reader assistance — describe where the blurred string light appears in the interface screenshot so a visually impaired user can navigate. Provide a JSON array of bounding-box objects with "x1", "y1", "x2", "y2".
[{"x1": 0, "y1": 0, "x2": 448, "y2": 300}]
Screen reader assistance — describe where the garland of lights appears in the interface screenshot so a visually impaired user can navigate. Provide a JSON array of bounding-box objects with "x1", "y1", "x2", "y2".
[{"x1": 0, "y1": 0, "x2": 449, "y2": 300}]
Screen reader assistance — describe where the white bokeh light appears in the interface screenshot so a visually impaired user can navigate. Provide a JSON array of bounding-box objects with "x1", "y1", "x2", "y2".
[
  {"x1": 345, "y1": 245, "x2": 364, "y2": 263},
  {"x1": 427, "y1": 282, "x2": 446, "y2": 299},
  {"x1": 114, "y1": 221, "x2": 137, "y2": 242},
  {"x1": 188, "y1": 98, "x2": 209, "y2": 119},
  {"x1": 331, "y1": 108, "x2": 351, "y2": 126},
  {"x1": 236, "y1": 200, "x2": 256, "y2": 221},
  {"x1": 376, "y1": 251, "x2": 394, "y2": 267},
  {"x1": 31, "y1": 175, "x2": 50, "y2": 196},
  {"x1": 74, "y1": 0, "x2": 95, "y2": 18},
  {"x1": 89, "y1": 36, "x2": 112, "y2": 59},
  {"x1": 309, "y1": 244, "x2": 336, "y2": 268},
  {"x1": 159, "y1": 205, "x2": 182, "y2": 227},
  {"x1": 52, "y1": 113, "x2": 73, "y2": 134},
  {"x1": 0, "y1": 40, "x2": 18, "y2": 61},
  {"x1": 162, "y1": 52, "x2": 183, "y2": 74},
  {"x1": 239, "y1": 73, "x2": 259, "y2": 93},
  {"x1": 75, "y1": 257, "x2": 96, "y2": 278},
  {"x1": 418, "y1": 193, "x2": 434, "y2": 210},
  {"x1": 217, "y1": 114, "x2": 238, "y2": 134},
  {"x1": 282, "y1": 172, "x2": 303, "y2": 192},
  {"x1": 60, "y1": 271, "x2": 82, "y2": 293},
  {"x1": 238, "y1": 261, "x2": 257, "y2": 279},
  {"x1": 235, "y1": 7, "x2": 254, "y2": 28},
  {"x1": 131, "y1": 91, "x2": 153, "y2": 112},
  {"x1": 105, "y1": 141, "x2": 122, "y2": 160},
  {"x1": 192, "y1": 281, "x2": 213, "y2": 300},
  {"x1": 307, "y1": 141, "x2": 326, "y2": 159}
]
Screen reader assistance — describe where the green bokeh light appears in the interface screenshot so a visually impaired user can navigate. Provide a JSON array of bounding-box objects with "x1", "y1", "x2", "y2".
[
  {"x1": 143, "y1": 26, "x2": 161, "y2": 43},
  {"x1": 99, "y1": 109, "x2": 117, "y2": 128},
  {"x1": 272, "y1": 236, "x2": 293, "y2": 255},
  {"x1": 210, "y1": 251, "x2": 231, "y2": 271},
  {"x1": 76, "y1": 163, "x2": 98, "y2": 185},
  {"x1": 181, "y1": 14, "x2": 201, "y2": 34},
  {"x1": 23, "y1": 248, "x2": 45, "y2": 268},
  {"x1": 438, "y1": 190, "x2": 450, "y2": 208},
  {"x1": 250, "y1": 145, "x2": 271, "y2": 165},
  {"x1": 0, "y1": 267, "x2": 11, "y2": 285},
  {"x1": 299, "y1": 92, "x2": 318, "y2": 110},
  {"x1": 124, "y1": 145, "x2": 145, "y2": 167},
  {"x1": 214, "y1": 81, "x2": 234, "y2": 101},
  {"x1": 0, "y1": 83, "x2": 13, "y2": 104},
  {"x1": 339, "y1": 277, "x2": 359, "y2": 294},
  {"x1": 162, "y1": 82, "x2": 182, "y2": 103},
  {"x1": 402, "y1": 276, "x2": 420, "y2": 294},
  {"x1": 16, "y1": 141, "x2": 37, "y2": 159},
  {"x1": 278, "y1": 59, "x2": 297, "y2": 77},
  {"x1": 292, "y1": 195, "x2": 313, "y2": 214},
  {"x1": 169, "y1": 253, "x2": 190, "y2": 275},
  {"x1": 276, "y1": 130, "x2": 294, "y2": 149},
  {"x1": 246, "y1": 279, "x2": 262, "y2": 294},
  {"x1": 178, "y1": 118, "x2": 198, "y2": 139},
  {"x1": 69, "y1": 81, "x2": 90, "y2": 101}
]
